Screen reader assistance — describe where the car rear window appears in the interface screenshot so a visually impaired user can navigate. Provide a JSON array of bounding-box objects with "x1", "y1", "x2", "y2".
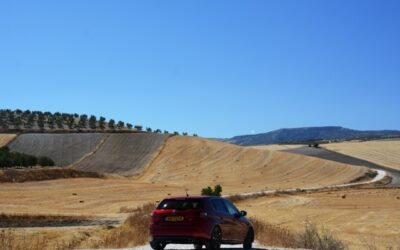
[
  {"x1": 157, "y1": 199, "x2": 203, "y2": 210},
  {"x1": 211, "y1": 199, "x2": 228, "y2": 213}
]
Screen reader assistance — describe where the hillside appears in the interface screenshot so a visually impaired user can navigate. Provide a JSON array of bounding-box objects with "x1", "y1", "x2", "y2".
[
  {"x1": 324, "y1": 139, "x2": 400, "y2": 171},
  {"x1": 139, "y1": 136, "x2": 368, "y2": 194},
  {"x1": 225, "y1": 126, "x2": 400, "y2": 146},
  {"x1": 74, "y1": 133, "x2": 169, "y2": 175},
  {"x1": 0, "y1": 135, "x2": 369, "y2": 216},
  {"x1": 8, "y1": 133, "x2": 106, "y2": 166}
]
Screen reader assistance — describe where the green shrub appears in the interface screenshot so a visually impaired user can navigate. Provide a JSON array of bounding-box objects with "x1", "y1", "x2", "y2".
[
  {"x1": 38, "y1": 156, "x2": 55, "y2": 167},
  {"x1": 201, "y1": 184, "x2": 222, "y2": 196},
  {"x1": 0, "y1": 147, "x2": 54, "y2": 168}
]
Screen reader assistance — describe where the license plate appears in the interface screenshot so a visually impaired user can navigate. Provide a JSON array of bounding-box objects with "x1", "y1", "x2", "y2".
[{"x1": 165, "y1": 216, "x2": 184, "y2": 222}]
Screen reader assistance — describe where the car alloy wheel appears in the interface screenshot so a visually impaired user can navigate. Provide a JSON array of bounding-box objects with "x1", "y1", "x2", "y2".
[{"x1": 207, "y1": 227, "x2": 222, "y2": 250}]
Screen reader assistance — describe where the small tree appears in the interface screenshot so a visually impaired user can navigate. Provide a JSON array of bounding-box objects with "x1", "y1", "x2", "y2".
[
  {"x1": 108, "y1": 119, "x2": 115, "y2": 128},
  {"x1": 182, "y1": 132, "x2": 188, "y2": 136},
  {"x1": 201, "y1": 186, "x2": 213, "y2": 196},
  {"x1": 117, "y1": 121, "x2": 125, "y2": 128},
  {"x1": 67, "y1": 116, "x2": 75, "y2": 129},
  {"x1": 56, "y1": 117, "x2": 63, "y2": 129},
  {"x1": 89, "y1": 115, "x2": 97, "y2": 129},
  {"x1": 134, "y1": 125, "x2": 143, "y2": 131},
  {"x1": 146, "y1": 127, "x2": 152, "y2": 132},
  {"x1": 213, "y1": 184, "x2": 222, "y2": 196},
  {"x1": 78, "y1": 114, "x2": 88, "y2": 128},
  {"x1": 126, "y1": 123, "x2": 133, "y2": 129},
  {"x1": 173, "y1": 131, "x2": 180, "y2": 135},
  {"x1": 193, "y1": 133, "x2": 198, "y2": 137},
  {"x1": 99, "y1": 116, "x2": 106, "y2": 129}
]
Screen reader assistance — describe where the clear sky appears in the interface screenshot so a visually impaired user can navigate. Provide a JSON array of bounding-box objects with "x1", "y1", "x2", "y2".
[{"x1": 1, "y1": 1, "x2": 399, "y2": 138}]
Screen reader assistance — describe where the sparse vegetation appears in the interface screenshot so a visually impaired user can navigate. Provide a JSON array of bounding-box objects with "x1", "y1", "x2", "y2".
[
  {"x1": 81, "y1": 202, "x2": 156, "y2": 248},
  {"x1": 0, "y1": 168, "x2": 103, "y2": 183},
  {"x1": 0, "y1": 109, "x2": 196, "y2": 134},
  {"x1": 252, "y1": 217, "x2": 347, "y2": 250}
]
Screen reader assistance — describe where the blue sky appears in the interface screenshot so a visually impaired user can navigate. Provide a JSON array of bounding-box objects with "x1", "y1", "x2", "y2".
[{"x1": 1, "y1": 1, "x2": 399, "y2": 138}]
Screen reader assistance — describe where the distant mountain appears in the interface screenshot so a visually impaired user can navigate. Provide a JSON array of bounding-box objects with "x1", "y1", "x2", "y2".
[{"x1": 225, "y1": 126, "x2": 400, "y2": 146}]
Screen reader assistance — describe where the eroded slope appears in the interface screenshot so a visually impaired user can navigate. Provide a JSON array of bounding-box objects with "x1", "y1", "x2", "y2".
[
  {"x1": 8, "y1": 133, "x2": 106, "y2": 166},
  {"x1": 75, "y1": 133, "x2": 169, "y2": 175}
]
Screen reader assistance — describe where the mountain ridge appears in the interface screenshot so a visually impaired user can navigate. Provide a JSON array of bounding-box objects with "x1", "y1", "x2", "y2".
[{"x1": 224, "y1": 126, "x2": 400, "y2": 146}]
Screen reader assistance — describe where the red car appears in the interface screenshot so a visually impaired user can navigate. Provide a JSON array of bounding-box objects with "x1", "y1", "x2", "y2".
[{"x1": 149, "y1": 196, "x2": 254, "y2": 250}]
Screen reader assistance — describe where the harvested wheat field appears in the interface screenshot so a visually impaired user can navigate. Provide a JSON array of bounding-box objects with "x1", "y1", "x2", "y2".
[
  {"x1": 324, "y1": 139, "x2": 400, "y2": 171},
  {"x1": 139, "y1": 136, "x2": 368, "y2": 194},
  {"x1": 0, "y1": 133, "x2": 16, "y2": 147},
  {"x1": 237, "y1": 188, "x2": 400, "y2": 250},
  {"x1": 250, "y1": 144, "x2": 303, "y2": 151},
  {"x1": 8, "y1": 133, "x2": 106, "y2": 166},
  {"x1": 74, "y1": 133, "x2": 169, "y2": 175},
  {"x1": 0, "y1": 136, "x2": 368, "y2": 217},
  {"x1": 0, "y1": 178, "x2": 182, "y2": 216}
]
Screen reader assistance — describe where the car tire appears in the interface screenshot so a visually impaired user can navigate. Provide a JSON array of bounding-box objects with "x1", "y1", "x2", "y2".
[
  {"x1": 194, "y1": 244, "x2": 203, "y2": 250},
  {"x1": 243, "y1": 228, "x2": 254, "y2": 249},
  {"x1": 150, "y1": 240, "x2": 166, "y2": 250},
  {"x1": 206, "y1": 226, "x2": 222, "y2": 250}
]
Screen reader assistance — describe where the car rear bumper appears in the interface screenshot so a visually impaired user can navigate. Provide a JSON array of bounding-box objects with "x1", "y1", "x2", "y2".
[
  {"x1": 150, "y1": 224, "x2": 211, "y2": 242},
  {"x1": 150, "y1": 236, "x2": 204, "y2": 244}
]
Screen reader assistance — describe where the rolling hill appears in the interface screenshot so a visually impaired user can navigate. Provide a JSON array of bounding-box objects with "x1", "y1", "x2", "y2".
[
  {"x1": 225, "y1": 126, "x2": 400, "y2": 146},
  {"x1": 139, "y1": 136, "x2": 368, "y2": 194},
  {"x1": 0, "y1": 135, "x2": 369, "y2": 216}
]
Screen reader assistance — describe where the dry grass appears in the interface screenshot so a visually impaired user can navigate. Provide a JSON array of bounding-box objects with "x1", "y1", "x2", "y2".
[
  {"x1": 0, "y1": 229, "x2": 48, "y2": 250},
  {"x1": 251, "y1": 217, "x2": 302, "y2": 248},
  {"x1": 140, "y1": 136, "x2": 368, "y2": 195},
  {"x1": 252, "y1": 217, "x2": 346, "y2": 249},
  {"x1": 0, "y1": 213, "x2": 92, "y2": 227},
  {"x1": 0, "y1": 136, "x2": 368, "y2": 216},
  {"x1": 0, "y1": 134, "x2": 16, "y2": 147},
  {"x1": 0, "y1": 203, "x2": 155, "y2": 250},
  {"x1": 0, "y1": 202, "x2": 348, "y2": 250},
  {"x1": 0, "y1": 229, "x2": 87, "y2": 250},
  {"x1": 238, "y1": 188, "x2": 400, "y2": 249},
  {"x1": 324, "y1": 139, "x2": 400, "y2": 170},
  {"x1": 80, "y1": 202, "x2": 155, "y2": 248}
]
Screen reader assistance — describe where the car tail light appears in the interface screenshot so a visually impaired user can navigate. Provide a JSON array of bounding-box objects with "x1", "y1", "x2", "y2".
[
  {"x1": 151, "y1": 211, "x2": 162, "y2": 224},
  {"x1": 200, "y1": 212, "x2": 208, "y2": 218}
]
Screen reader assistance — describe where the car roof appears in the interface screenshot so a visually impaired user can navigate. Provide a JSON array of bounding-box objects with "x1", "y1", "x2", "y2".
[{"x1": 164, "y1": 195, "x2": 218, "y2": 200}]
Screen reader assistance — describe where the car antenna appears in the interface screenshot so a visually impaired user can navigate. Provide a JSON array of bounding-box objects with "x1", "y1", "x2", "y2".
[{"x1": 185, "y1": 187, "x2": 189, "y2": 197}]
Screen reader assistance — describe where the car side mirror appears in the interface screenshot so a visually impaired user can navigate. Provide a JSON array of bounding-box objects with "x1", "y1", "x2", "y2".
[{"x1": 239, "y1": 210, "x2": 247, "y2": 217}]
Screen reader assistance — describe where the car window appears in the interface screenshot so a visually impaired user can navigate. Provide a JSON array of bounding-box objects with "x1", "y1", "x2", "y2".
[
  {"x1": 223, "y1": 199, "x2": 239, "y2": 216},
  {"x1": 157, "y1": 199, "x2": 203, "y2": 210},
  {"x1": 211, "y1": 199, "x2": 228, "y2": 213}
]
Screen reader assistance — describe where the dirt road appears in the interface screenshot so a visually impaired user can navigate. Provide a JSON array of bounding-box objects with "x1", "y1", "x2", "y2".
[{"x1": 92, "y1": 242, "x2": 304, "y2": 250}]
